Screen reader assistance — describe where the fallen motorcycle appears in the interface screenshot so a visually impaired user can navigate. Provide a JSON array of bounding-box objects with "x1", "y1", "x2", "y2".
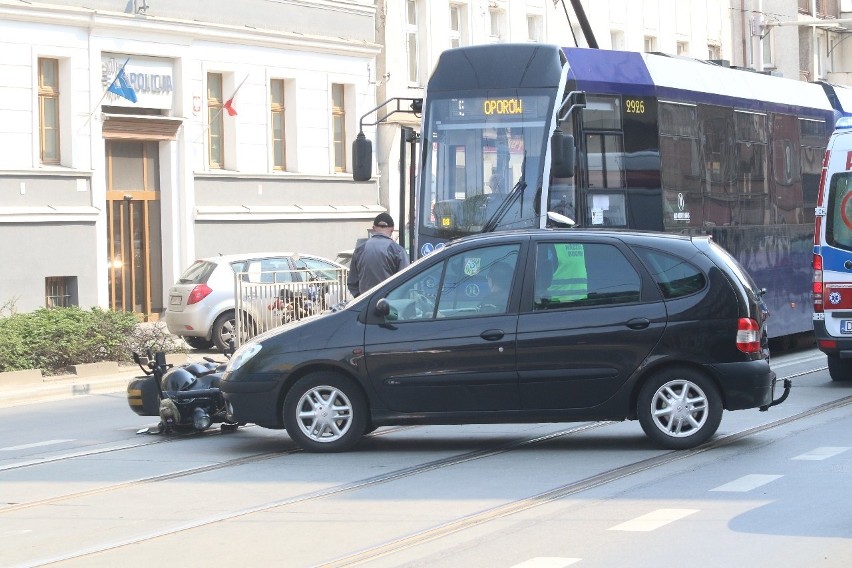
[{"x1": 127, "y1": 349, "x2": 240, "y2": 435}]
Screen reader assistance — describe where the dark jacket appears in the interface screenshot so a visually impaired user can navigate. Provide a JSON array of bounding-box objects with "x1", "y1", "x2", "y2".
[{"x1": 346, "y1": 234, "x2": 410, "y2": 296}]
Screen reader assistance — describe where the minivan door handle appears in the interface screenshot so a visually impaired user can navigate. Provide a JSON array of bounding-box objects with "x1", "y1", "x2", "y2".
[
  {"x1": 480, "y1": 329, "x2": 505, "y2": 341},
  {"x1": 626, "y1": 318, "x2": 650, "y2": 330}
]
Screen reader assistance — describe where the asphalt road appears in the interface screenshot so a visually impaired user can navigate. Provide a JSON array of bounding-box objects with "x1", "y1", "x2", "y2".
[{"x1": 0, "y1": 346, "x2": 850, "y2": 568}]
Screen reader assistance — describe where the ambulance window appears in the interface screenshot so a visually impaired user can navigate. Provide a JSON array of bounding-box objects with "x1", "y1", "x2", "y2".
[{"x1": 826, "y1": 172, "x2": 852, "y2": 251}]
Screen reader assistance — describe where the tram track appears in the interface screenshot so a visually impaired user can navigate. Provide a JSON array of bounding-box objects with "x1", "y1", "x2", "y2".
[{"x1": 6, "y1": 365, "x2": 848, "y2": 567}]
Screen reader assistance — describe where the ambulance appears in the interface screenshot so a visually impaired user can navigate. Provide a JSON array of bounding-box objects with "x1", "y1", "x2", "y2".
[{"x1": 813, "y1": 116, "x2": 852, "y2": 382}]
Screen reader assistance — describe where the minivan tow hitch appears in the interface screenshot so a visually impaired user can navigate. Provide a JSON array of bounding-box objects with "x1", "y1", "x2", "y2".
[{"x1": 760, "y1": 378, "x2": 792, "y2": 411}]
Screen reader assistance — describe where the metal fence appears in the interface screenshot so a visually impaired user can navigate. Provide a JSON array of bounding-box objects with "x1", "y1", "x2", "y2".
[{"x1": 233, "y1": 267, "x2": 350, "y2": 346}]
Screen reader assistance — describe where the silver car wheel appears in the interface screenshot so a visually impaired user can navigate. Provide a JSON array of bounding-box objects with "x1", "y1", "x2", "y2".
[
  {"x1": 295, "y1": 385, "x2": 354, "y2": 443},
  {"x1": 648, "y1": 379, "x2": 708, "y2": 438},
  {"x1": 219, "y1": 318, "x2": 235, "y2": 344}
]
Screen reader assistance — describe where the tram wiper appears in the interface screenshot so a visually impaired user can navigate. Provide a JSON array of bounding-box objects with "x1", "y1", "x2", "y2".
[{"x1": 482, "y1": 153, "x2": 527, "y2": 233}]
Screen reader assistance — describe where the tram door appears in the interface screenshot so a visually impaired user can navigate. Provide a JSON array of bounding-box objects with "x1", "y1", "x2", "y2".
[{"x1": 105, "y1": 140, "x2": 164, "y2": 320}]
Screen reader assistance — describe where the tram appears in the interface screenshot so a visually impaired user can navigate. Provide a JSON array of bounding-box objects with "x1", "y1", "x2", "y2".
[{"x1": 355, "y1": 43, "x2": 852, "y2": 338}]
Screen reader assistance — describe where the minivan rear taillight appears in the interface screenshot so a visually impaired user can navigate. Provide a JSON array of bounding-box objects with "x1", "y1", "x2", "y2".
[
  {"x1": 736, "y1": 318, "x2": 761, "y2": 353},
  {"x1": 813, "y1": 254, "x2": 824, "y2": 314},
  {"x1": 187, "y1": 284, "x2": 213, "y2": 305}
]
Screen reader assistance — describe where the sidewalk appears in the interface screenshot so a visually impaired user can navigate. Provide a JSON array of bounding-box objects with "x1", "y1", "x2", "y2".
[{"x1": 0, "y1": 351, "x2": 219, "y2": 409}]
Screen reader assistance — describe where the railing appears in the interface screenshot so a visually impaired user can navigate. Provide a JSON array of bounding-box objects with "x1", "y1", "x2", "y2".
[{"x1": 233, "y1": 267, "x2": 350, "y2": 346}]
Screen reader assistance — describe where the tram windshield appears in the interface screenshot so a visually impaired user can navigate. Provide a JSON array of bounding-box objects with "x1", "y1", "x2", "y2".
[{"x1": 419, "y1": 91, "x2": 554, "y2": 239}]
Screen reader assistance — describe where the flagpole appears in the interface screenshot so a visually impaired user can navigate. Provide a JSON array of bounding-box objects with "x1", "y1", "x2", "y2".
[{"x1": 82, "y1": 58, "x2": 131, "y2": 129}]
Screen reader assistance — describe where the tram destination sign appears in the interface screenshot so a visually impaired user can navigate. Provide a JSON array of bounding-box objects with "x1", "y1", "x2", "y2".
[{"x1": 447, "y1": 95, "x2": 548, "y2": 121}]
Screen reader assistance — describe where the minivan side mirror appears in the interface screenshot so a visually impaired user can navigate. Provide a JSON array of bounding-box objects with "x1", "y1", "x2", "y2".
[
  {"x1": 374, "y1": 298, "x2": 391, "y2": 317},
  {"x1": 353, "y1": 133, "x2": 373, "y2": 181},
  {"x1": 550, "y1": 130, "x2": 575, "y2": 178}
]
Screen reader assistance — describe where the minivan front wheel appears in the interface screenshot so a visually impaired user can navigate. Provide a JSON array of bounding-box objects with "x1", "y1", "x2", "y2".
[
  {"x1": 283, "y1": 372, "x2": 367, "y2": 452},
  {"x1": 637, "y1": 368, "x2": 722, "y2": 450}
]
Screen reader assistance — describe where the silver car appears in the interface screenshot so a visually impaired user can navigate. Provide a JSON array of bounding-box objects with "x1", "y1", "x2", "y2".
[{"x1": 164, "y1": 252, "x2": 346, "y2": 350}]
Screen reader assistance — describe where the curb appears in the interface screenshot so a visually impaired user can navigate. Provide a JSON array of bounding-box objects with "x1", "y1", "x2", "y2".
[
  {"x1": 0, "y1": 367, "x2": 142, "y2": 409},
  {"x1": 0, "y1": 351, "x2": 220, "y2": 409}
]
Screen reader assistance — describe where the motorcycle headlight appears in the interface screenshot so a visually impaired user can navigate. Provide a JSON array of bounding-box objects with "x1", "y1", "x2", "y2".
[{"x1": 227, "y1": 342, "x2": 262, "y2": 372}]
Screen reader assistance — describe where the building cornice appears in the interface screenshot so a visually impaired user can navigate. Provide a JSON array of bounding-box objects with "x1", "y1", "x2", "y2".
[{"x1": 0, "y1": 1, "x2": 381, "y2": 57}]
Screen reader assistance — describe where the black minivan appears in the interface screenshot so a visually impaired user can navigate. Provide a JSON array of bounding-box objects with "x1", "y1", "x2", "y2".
[{"x1": 221, "y1": 229, "x2": 789, "y2": 452}]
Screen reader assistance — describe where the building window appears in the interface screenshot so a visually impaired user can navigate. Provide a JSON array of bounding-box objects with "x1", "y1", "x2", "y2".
[
  {"x1": 489, "y1": 9, "x2": 504, "y2": 41},
  {"x1": 527, "y1": 14, "x2": 543, "y2": 43},
  {"x1": 45, "y1": 276, "x2": 77, "y2": 308},
  {"x1": 207, "y1": 72, "x2": 224, "y2": 169},
  {"x1": 708, "y1": 43, "x2": 722, "y2": 60},
  {"x1": 332, "y1": 83, "x2": 346, "y2": 172},
  {"x1": 450, "y1": 5, "x2": 462, "y2": 48},
  {"x1": 38, "y1": 58, "x2": 60, "y2": 164},
  {"x1": 406, "y1": 0, "x2": 419, "y2": 83},
  {"x1": 761, "y1": 29, "x2": 775, "y2": 68},
  {"x1": 677, "y1": 41, "x2": 689, "y2": 56},
  {"x1": 271, "y1": 79, "x2": 286, "y2": 171},
  {"x1": 611, "y1": 30, "x2": 626, "y2": 51},
  {"x1": 644, "y1": 36, "x2": 658, "y2": 52}
]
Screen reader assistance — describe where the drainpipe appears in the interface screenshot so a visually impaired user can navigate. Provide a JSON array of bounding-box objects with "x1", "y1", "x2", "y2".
[
  {"x1": 757, "y1": 0, "x2": 764, "y2": 72},
  {"x1": 742, "y1": 0, "x2": 749, "y2": 68}
]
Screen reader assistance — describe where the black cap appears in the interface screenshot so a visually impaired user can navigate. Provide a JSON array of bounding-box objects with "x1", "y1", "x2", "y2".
[{"x1": 373, "y1": 212, "x2": 394, "y2": 228}]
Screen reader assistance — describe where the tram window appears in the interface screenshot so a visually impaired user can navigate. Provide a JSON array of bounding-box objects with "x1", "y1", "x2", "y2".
[
  {"x1": 659, "y1": 102, "x2": 697, "y2": 137},
  {"x1": 700, "y1": 112, "x2": 735, "y2": 190},
  {"x1": 735, "y1": 141, "x2": 769, "y2": 225},
  {"x1": 586, "y1": 192, "x2": 626, "y2": 227},
  {"x1": 735, "y1": 111, "x2": 767, "y2": 144},
  {"x1": 826, "y1": 173, "x2": 852, "y2": 251},
  {"x1": 586, "y1": 133, "x2": 624, "y2": 189},
  {"x1": 799, "y1": 118, "x2": 826, "y2": 147},
  {"x1": 582, "y1": 96, "x2": 621, "y2": 130},
  {"x1": 801, "y1": 145, "x2": 824, "y2": 224},
  {"x1": 770, "y1": 113, "x2": 803, "y2": 224},
  {"x1": 660, "y1": 102, "x2": 702, "y2": 229},
  {"x1": 700, "y1": 107, "x2": 735, "y2": 227}
]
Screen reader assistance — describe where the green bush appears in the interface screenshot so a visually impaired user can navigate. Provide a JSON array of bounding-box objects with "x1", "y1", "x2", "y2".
[{"x1": 0, "y1": 307, "x2": 184, "y2": 375}]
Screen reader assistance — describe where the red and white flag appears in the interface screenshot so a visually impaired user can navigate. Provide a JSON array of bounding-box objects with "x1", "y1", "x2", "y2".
[{"x1": 224, "y1": 75, "x2": 248, "y2": 116}]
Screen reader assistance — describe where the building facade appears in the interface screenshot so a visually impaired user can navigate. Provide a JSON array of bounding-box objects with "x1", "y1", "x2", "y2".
[
  {"x1": 5, "y1": 0, "x2": 852, "y2": 320},
  {"x1": 0, "y1": 0, "x2": 380, "y2": 318}
]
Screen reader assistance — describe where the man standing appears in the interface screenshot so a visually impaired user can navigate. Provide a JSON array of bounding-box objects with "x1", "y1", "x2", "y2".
[{"x1": 347, "y1": 212, "x2": 410, "y2": 297}]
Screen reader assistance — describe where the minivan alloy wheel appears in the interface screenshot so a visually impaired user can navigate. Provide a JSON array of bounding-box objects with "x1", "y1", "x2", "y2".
[
  {"x1": 649, "y1": 380, "x2": 708, "y2": 436},
  {"x1": 637, "y1": 368, "x2": 723, "y2": 449},
  {"x1": 283, "y1": 372, "x2": 367, "y2": 452},
  {"x1": 296, "y1": 386, "x2": 353, "y2": 440}
]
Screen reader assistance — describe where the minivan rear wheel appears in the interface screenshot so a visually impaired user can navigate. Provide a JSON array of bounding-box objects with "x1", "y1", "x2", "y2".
[
  {"x1": 637, "y1": 368, "x2": 723, "y2": 450},
  {"x1": 827, "y1": 355, "x2": 852, "y2": 382}
]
